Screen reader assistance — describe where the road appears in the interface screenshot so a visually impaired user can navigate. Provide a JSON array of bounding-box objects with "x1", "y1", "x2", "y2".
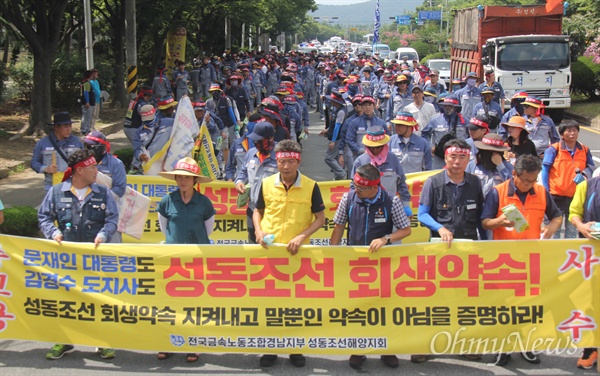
[{"x1": 0, "y1": 112, "x2": 597, "y2": 375}]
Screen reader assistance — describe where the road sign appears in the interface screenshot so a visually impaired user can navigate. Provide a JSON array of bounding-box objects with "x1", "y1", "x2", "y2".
[
  {"x1": 418, "y1": 11, "x2": 441, "y2": 20},
  {"x1": 395, "y1": 15, "x2": 412, "y2": 25}
]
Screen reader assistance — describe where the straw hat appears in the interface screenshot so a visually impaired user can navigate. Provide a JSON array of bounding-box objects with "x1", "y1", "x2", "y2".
[
  {"x1": 362, "y1": 126, "x2": 390, "y2": 147},
  {"x1": 158, "y1": 157, "x2": 212, "y2": 183},
  {"x1": 474, "y1": 134, "x2": 510, "y2": 152},
  {"x1": 501, "y1": 116, "x2": 530, "y2": 133}
]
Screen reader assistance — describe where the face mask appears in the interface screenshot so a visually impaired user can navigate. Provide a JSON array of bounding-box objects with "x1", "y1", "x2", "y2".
[
  {"x1": 466, "y1": 78, "x2": 477, "y2": 88},
  {"x1": 348, "y1": 85, "x2": 358, "y2": 96},
  {"x1": 514, "y1": 102, "x2": 525, "y2": 115},
  {"x1": 452, "y1": 84, "x2": 461, "y2": 92},
  {"x1": 256, "y1": 138, "x2": 274, "y2": 155},
  {"x1": 424, "y1": 96, "x2": 435, "y2": 104},
  {"x1": 443, "y1": 106, "x2": 456, "y2": 115},
  {"x1": 88, "y1": 145, "x2": 106, "y2": 163},
  {"x1": 212, "y1": 92, "x2": 221, "y2": 100},
  {"x1": 231, "y1": 81, "x2": 238, "y2": 87}
]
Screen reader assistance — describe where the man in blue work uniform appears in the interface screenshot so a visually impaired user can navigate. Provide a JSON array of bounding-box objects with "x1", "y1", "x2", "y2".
[
  {"x1": 345, "y1": 95, "x2": 386, "y2": 170},
  {"x1": 31, "y1": 112, "x2": 84, "y2": 191},
  {"x1": 472, "y1": 86, "x2": 502, "y2": 131},
  {"x1": 389, "y1": 112, "x2": 432, "y2": 173},
  {"x1": 124, "y1": 85, "x2": 153, "y2": 144},
  {"x1": 234, "y1": 122, "x2": 279, "y2": 243},
  {"x1": 330, "y1": 163, "x2": 411, "y2": 370},
  {"x1": 454, "y1": 71, "x2": 482, "y2": 123},
  {"x1": 83, "y1": 131, "x2": 127, "y2": 241},
  {"x1": 38, "y1": 148, "x2": 118, "y2": 360},
  {"x1": 324, "y1": 91, "x2": 348, "y2": 180}
]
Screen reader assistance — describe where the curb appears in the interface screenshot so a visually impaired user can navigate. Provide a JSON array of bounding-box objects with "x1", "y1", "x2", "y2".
[{"x1": 0, "y1": 120, "x2": 124, "y2": 180}]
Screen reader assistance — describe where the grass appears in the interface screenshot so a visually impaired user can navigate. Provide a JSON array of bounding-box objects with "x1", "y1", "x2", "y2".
[
  {"x1": 570, "y1": 95, "x2": 600, "y2": 121},
  {"x1": 7, "y1": 164, "x2": 25, "y2": 176}
]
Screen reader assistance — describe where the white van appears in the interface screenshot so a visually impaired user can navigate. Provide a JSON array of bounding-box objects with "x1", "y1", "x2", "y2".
[
  {"x1": 372, "y1": 43, "x2": 391, "y2": 59},
  {"x1": 392, "y1": 47, "x2": 419, "y2": 63}
]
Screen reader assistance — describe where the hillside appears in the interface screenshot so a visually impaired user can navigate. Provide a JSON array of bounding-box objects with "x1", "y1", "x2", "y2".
[{"x1": 311, "y1": 0, "x2": 422, "y2": 26}]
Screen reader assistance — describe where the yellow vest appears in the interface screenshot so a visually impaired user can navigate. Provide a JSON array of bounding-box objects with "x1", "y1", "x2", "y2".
[{"x1": 260, "y1": 173, "x2": 316, "y2": 244}]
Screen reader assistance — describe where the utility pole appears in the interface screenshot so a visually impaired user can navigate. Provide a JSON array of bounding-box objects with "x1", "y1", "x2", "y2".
[
  {"x1": 125, "y1": 0, "x2": 137, "y2": 98},
  {"x1": 83, "y1": 0, "x2": 94, "y2": 69}
]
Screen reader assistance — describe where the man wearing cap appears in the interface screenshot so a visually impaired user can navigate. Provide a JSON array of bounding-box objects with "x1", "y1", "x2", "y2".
[
  {"x1": 193, "y1": 100, "x2": 225, "y2": 150},
  {"x1": 325, "y1": 71, "x2": 348, "y2": 128},
  {"x1": 171, "y1": 60, "x2": 190, "y2": 101},
  {"x1": 258, "y1": 100, "x2": 291, "y2": 141},
  {"x1": 466, "y1": 133, "x2": 513, "y2": 197},
  {"x1": 282, "y1": 95, "x2": 302, "y2": 141},
  {"x1": 522, "y1": 96, "x2": 559, "y2": 156},
  {"x1": 345, "y1": 96, "x2": 387, "y2": 169},
  {"x1": 265, "y1": 60, "x2": 282, "y2": 96},
  {"x1": 403, "y1": 85, "x2": 436, "y2": 136},
  {"x1": 132, "y1": 104, "x2": 174, "y2": 174},
  {"x1": 376, "y1": 72, "x2": 394, "y2": 119},
  {"x1": 32, "y1": 112, "x2": 84, "y2": 191},
  {"x1": 323, "y1": 91, "x2": 348, "y2": 180},
  {"x1": 423, "y1": 69, "x2": 446, "y2": 95},
  {"x1": 453, "y1": 71, "x2": 482, "y2": 122},
  {"x1": 386, "y1": 75, "x2": 413, "y2": 125},
  {"x1": 351, "y1": 126, "x2": 412, "y2": 218},
  {"x1": 156, "y1": 157, "x2": 214, "y2": 363},
  {"x1": 226, "y1": 73, "x2": 252, "y2": 121},
  {"x1": 542, "y1": 120, "x2": 594, "y2": 239},
  {"x1": 83, "y1": 131, "x2": 127, "y2": 199},
  {"x1": 481, "y1": 154, "x2": 561, "y2": 367},
  {"x1": 207, "y1": 83, "x2": 241, "y2": 168},
  {"x1": 235, "y1": 121, "x2": 279, "y2": 244},
  {"x1": 89, "y1": 68, "x2": 102, "y2": 128},
  {"x1": 465, "y1": 115, "x2": 491, "y2": 158},
  {"x1": 156, "y1": 96, "x2": 178, "y2": 120},
  {"x1": 198, "y1": 57, "x2": 217, "y2": 100},
  {"x1": 39, "y1": 148, "x2": 118, "y2": 360},
  {"x1": 124, "y1": 85, "x2": 154, "y2": 144},
  {"x1": 418, "y1": 139, "x2": 486, "y2": 247},
  {"x1": 338, "y1": 95, "x2": 364, "y2": 177},
  {"x1": 389, "y1": 112, "x2": 432, "y2": 173},
  {"x1": 225, "y1": 114, "x2": 261, "y2": 181},
  {"x1": 479, "y1": 68, "x2": 505, "y2": 109},
  {"x1": 498, "y1": 91, "x2": 528, "y2": 140},
  {"x1": 251, "y1": 60, "x2": 266, "y2": 105},
  {"x1": 473, "y1": 86, "x2": 502, "y2": 130},
  {"x1": 299, "y1": 58, "x2": 316, "y2": 108},
  {"x1": 330, "y1": 163, "x2": 411, "y2": 371},
  {"x1": 252, "y1": 140, "x2": 325, "y2": 368},
  {"x1": 421, "y1": 96, "x2": 469, "y2": 169}
]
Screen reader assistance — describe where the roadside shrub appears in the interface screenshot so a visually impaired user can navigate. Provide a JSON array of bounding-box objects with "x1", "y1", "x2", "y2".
[
  {"x1": 422, "y1": 51, "x2": 449, "y2": 65},
  {"x1": 0, "y1": 206, "x2": 41, "y2": 237},
  {"x1": 114, "y1": 147, "x2": 134, "y2": 172},
  {"x1": 8, "y1": 56, "x2": 34, "y2": 100},
  {"x1": 409, "y1": 41, "x2": 436, "y2": 62},
  {"x1": 52, "y1": 53, "x2": 86, "y2": 109},
  {"x1": 571, "y1": 56, "x2": 600, "y2": 99}
]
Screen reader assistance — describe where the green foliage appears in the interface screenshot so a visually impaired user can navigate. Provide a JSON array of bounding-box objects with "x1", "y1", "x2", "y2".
[
  {"x1": 409, "y1": 41, "x2": 437, "y2": 61},
  {"x1": 51, "y1": 53, "x2": 86, "y2": 109},
  {"x1": 0, "y1": 206, "x2": 41, "y2": 237},
  {"x1": 114, "y1": 148, "x2": 134, "y2": 172},
  {"x1": 422, "y1": 51, "x2": 449, "y2": 64},
  {"x1": 571, "y1": 56, "x2": 600, "y2": 99},
  {"x1": 8, "y1": 56, "x2": 34, "y2": 100}
]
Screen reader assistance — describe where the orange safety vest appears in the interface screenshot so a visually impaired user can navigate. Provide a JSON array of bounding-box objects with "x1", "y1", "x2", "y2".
[
  {"x1": 548, "y1": 141, "x2": 589, "y2": 197},
  {"x1": 493, "y1": 179, "x2": 547, "y2": 240}
]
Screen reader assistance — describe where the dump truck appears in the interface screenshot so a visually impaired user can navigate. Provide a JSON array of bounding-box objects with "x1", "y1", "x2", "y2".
[{"x1": 451, "y1": 4, "x2": 572, "y2": 122}]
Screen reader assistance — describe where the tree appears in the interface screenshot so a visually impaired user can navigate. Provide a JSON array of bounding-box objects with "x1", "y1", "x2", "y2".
[{"x1": 0, "y1": 0, "x2": 70, "y2": 135}]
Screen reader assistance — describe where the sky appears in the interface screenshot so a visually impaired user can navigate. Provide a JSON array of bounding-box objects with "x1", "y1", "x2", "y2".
[{"x1": 315, "y1": 0, "x2": 369, "y2": 4}]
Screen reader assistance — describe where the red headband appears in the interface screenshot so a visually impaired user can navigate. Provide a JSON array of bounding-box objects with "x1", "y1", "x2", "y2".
[
  {"x1": 445, "y1": 147, "x2": 471, "y2": 156},
  {"x1": 354, "y1": 173, "x2": 380, "y2": 187},
  {"x1": 365, "y1": 132, "x2": 386, "y2": 142},
  {"x1": 140, "y1": 107, "x2": 156, "y2": 117},
  {"x1": 276, "y1": 152, "x2": 301, "y2": 160},
  {"x1": 62, "y1": 156, "x2": 96, "y2": 182},
  {"x1": 85, "y1": 135, "x2": 110, "y2": 153},
  {"x1": 470, "y1": 118, "x2": 489, "y2": 129},
  {"x1": 174, "y1": 161, "x2": 200, "y2": 174}
]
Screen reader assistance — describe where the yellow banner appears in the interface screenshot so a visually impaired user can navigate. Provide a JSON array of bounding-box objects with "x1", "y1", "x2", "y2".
[
  {"x1": 192, "y1": 123, "x2": 219, "y2": 180},
  {"x1": 121, "y1": 170, "x2": 438, "y2": 244},
  {"x1": 166, "y1": 27, "x2": 187, "y2": 76},
  {"x1": 0, "y1": 235, "x2": 597, "y2": 354}
]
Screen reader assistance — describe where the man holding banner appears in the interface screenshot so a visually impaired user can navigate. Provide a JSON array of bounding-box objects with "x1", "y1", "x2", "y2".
[
  {"x1": 481, "y1": 154, "x2": 562, "y2": 366},
  {"x1": 252, "y1": 139, "x2": 326, "y2": 368},
  {"x1": 38, "y1": 149, "x2": 118, "y2": 360},
  {"x1": 330, "y1": 163, "x2": 411, "y2": 370}
]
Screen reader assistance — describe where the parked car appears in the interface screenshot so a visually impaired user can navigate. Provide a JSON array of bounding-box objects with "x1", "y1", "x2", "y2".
[{"x1": 427, "y1": 59, "x2": 451, "y2": 88}]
